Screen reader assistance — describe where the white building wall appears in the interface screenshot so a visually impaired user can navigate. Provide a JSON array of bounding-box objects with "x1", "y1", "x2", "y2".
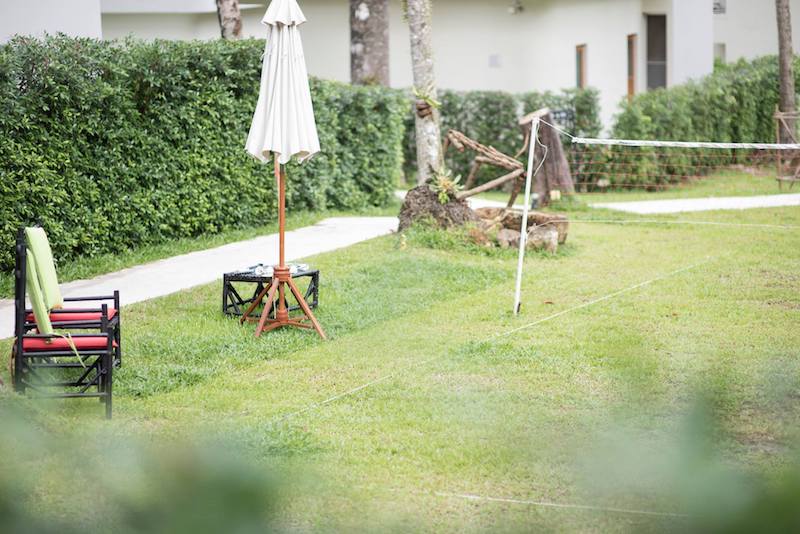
[
  {"x1": 4, "y1": 0, "x2": 724, "y2": 131},
  {"x1": 282, "y1": 1, "x2": 350, "y2": 82},
  {"x1": 0, "y1": 0, "x2": 103, "y2": 43},
  {"x1": 102, "y1": 13, "x2": 221, "y2": 40},
  {"x1": 714, "y1": 0, "x2": 800, "y2": 62},
  {"x1": 517, "y1": 0, "x2": 646, "y2": 130},
  {"x1": 388, "y1": 0, "x2": 529, "y2": 92},
  {"x1": 101, "y1": 1, "x2": 352, "y2": 82},
  {"x1": 98, "y1": 0, "x2": 715, "y2": 130},
  {"x1": 671, "y1": 0, "x2": 714, "y2": 84}
]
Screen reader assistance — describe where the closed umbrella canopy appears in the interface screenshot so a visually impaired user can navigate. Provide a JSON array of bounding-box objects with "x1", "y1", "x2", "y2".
[
  {"x1": 246, "y1": 0, "x2": 320, "y2": 165},
  {"x1": 241, "y1": 0, "x2": 327, "y2": 340}
]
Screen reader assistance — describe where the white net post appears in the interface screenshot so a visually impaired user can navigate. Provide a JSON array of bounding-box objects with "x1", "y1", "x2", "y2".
[{"x1": 514, "y1": 117, "x2": 540, "y2": 315}]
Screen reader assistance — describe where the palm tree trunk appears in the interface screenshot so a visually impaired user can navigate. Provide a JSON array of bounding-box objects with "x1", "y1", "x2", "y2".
[
  {"x1": 406, "y1": 0, "x2": 442, "y2": 185},
  {"x1": 216, "y1": 0, "x2": 243, "y2": 41},
  {"x1": 350, "y1": 0, "x2": 390, "y2": 85},
  {"x1": 776, "y1": 0, "x2": 796, "y2": 143}
]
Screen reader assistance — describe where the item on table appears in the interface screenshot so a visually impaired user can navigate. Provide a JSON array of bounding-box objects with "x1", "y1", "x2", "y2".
[{"x1": 250, "y1": 263, "x2": 310, "y2": 277}]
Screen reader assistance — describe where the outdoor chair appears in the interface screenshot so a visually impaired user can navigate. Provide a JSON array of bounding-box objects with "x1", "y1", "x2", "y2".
[
  {"x1": 20, "y1": 227, "x2": 121, "y2": 366},
  {"x1": 12, "y1": 231, "x2": 115, "y2": 418}
]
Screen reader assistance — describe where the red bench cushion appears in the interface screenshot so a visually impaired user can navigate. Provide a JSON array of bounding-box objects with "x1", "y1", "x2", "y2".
[
  {"x1": 23, "y1": 336, "x2": 115, "y2": 352},
  {"x1": 26, "y1": 308, "x2": 117, "y2": 324}
]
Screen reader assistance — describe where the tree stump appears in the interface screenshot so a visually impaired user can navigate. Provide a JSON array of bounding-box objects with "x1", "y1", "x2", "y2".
[
  {"x1": 521, "y1": 108, "x2": 575, "y2": 206},
  {"x1": 398, "y1": 185, "x2": 480, "y2": 231}
]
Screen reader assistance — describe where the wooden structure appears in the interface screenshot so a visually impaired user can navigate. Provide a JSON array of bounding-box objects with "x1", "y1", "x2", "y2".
[
  {"x1": 443, "y1": 130, "x2": 525, "y2": 207},
  {"x1": 517, "y1": 108, "x2": 575, "y2": 205},
  {"x1": 240, "y1": 155, "x2": 327, "y2": 339},
  {"x1": 444, "y1": 108, "x2": 575, "y2": 207},
  {"x1": 775, "y1": 108, "x2": 800, "y2": 190}
]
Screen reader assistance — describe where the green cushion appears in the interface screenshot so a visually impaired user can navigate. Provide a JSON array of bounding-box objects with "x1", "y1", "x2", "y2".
[
  {"x1": 24, "y1": 227, "x2": 63, "y2": 310},
  {"x1": 25, "y1": 248, "x2": 53, "y2": 336}
]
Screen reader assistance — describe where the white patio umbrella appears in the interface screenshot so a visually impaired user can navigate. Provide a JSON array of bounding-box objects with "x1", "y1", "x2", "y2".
[{"x1": 242, "y1": 0, "x2": 326, "y2": 339}]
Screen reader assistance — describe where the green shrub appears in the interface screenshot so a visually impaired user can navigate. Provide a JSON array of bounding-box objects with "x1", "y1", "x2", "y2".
[
  {"x1": 599, "y1": 55, "x2": 790, "y2": 188},
  {"x1": 403, "y1": 87, "x2": 601, "y2": 185},
  {"x1": 0, "y1": 35, "x2": 408, "y2": 270}
]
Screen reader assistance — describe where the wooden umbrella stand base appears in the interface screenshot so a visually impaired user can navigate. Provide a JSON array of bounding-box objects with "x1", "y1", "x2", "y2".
[
  {"x1": 240, "y1": 266, "x2": 327, "y2": 339},
  {"x1": 238, "y1": 153, "x2": 326, "y2": 340}
]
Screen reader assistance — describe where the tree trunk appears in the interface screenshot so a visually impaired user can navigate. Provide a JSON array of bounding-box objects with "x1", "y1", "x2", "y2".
[
  {"x1": 532, "y1": 111, "x2": 575, "y2": 206},
  {"x1": 406, "y1": 0, "x2": 442, "y2": 185},
  {"x1": 350, "y1": 0, "x2": 390, "y2": 85},
  {"x1": 216, "y1": 0, "x2": 242, "y2": 40},
  {"x1": 776, "y1": 0, "x2": 796, "y2": 143}
]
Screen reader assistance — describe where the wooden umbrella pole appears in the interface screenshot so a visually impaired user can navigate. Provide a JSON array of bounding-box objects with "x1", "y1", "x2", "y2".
[
  {"x1": 275, "y1": 153, "x2": 289, "y2": 324},
  {"x1": 241, "y1": 152, "x2": 327, "y2": 340},
  {"x1": 276, "y1": 153, "x2": 286, "y2": 267}
]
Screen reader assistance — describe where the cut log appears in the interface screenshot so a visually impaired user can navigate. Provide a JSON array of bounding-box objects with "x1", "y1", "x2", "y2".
[
  {"x1": 502, "y1": 211, "x2": 570, "y2": 245},
  {"x1": 457, "y1": 168, "x2": 525, "y2": 200},
  {"x1": 474, "y1": 207, "x2": 506, "y2": 220},
  {"x1": 474, "y1": 207, "x2": 570, "y2": 245},
  {"x1": 527, "y1": 226, "x2": 559, "y2": 253},
  {"x1": 497, "y1": 229, "x2": 521, "y2": 249}
]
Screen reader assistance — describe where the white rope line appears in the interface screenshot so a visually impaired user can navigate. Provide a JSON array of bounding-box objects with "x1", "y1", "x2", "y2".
[
  {"x1": 572, "y1": 137, "x2": 800, "y2": 151},
  {"x1": 435, "y1": 491, "x2": 688, "y2": 519},
  {"x1": 272, "y1": 258, "x2": 710, "y2": 422},
  {"x1": 492, "y1": 258, "x2": 712, "y2": 341},
  {"x1": 569, "y1": 219, "x2": 800, "y2": 230},
  {"x1": 272, "y1": 357, "x2": 436, "y2": 423},
  {"x1": 539, "y1": 118, "x2": 577, "y2": 140}
]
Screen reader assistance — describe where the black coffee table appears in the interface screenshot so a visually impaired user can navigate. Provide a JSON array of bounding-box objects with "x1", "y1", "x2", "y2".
[{"x1": 222, "y1": 267, "x2": 319, "y2": 318}]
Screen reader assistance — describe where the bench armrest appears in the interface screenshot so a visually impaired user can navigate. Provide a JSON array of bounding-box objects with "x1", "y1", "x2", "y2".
[{"x1": 62, "y1": 295, "x2": 116, "y2": 303}]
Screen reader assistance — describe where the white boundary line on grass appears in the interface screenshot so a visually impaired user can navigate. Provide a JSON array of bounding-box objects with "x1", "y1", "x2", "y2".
[
  {"x1": 434, "y1": 491, "x2": 688, "y2": 519},
  {"x1": 273, "y1": 258, "x2": 712, "y2": 423},
  {"x1": 274, "y1": 358, "x2": 437, "y2": 422},
  {"x1": 271, "y1": 261, "x2": 712, "y2": 519},
  {"x1": 492, "y1": 259, "x2": 712, "y2": 341}
]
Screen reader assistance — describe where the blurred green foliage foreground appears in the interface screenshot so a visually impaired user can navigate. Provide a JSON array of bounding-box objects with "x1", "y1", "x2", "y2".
[{"x1": 1, "y1": 196, "x2": 799, "y2": 531}]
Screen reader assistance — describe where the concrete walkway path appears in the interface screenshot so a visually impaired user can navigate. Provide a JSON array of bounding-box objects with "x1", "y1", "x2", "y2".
[
  {"x1": 0, "y1": 217, "x2": 398, "y2": 340},
  {"x1": 590, "y1": 193, "x2": 800, "y2": 214}
]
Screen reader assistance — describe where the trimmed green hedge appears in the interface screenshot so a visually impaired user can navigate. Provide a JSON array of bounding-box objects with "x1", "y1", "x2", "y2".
[
  {"x1": 595, "y1": 56, "x2": 794, "y2": 188},
  {"x1": 612, "y1": 56, "x2": 791, "y2": 142},
  {"x1": 403, "y1": 88, "x2": 601, "y2": 184},
  {"x1": 0, "y1": 36, "x2": 407, "y2": 270}
]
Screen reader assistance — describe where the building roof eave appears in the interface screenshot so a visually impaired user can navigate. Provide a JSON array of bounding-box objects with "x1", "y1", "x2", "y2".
[{"x1": 101, "y1": 0, "x2": 265, "y2": 15}]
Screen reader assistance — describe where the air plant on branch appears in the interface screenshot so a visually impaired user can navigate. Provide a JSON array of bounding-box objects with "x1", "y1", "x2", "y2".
[
  {"x1": 413, "y1": 85, "x2": 441, "y2": 119},
  {"x1": 430, "y1": 166, "x2": 463, "y2": 204}
]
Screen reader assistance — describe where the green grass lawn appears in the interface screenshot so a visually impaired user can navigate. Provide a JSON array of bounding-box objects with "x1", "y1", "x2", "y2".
[
  {"x1": 478, "y1": 170, "x2": 791, "y2": 206},
  {"x1": 1, "y1": 202, "x2": 799, "y2": 531}
]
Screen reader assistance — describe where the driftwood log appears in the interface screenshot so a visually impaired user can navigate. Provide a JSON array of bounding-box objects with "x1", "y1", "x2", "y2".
[
  {"x1": 443, "y1": 130, "x2": 525, "y2": 207},
  {"x1": 444, "y1": 108, "x2": 575, "y2": 208}
]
